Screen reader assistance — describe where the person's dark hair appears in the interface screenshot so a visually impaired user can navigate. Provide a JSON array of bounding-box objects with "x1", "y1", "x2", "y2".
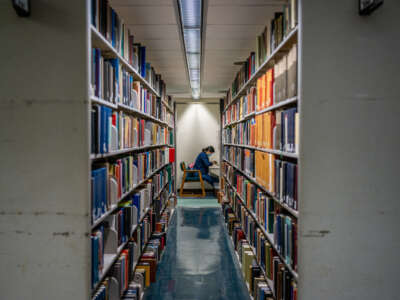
[{"x1": 202, "y1": 146, "x2": 215, "y2": 153}]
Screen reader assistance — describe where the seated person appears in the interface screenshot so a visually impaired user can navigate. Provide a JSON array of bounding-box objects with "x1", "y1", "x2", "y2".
[{"x1": 193, "y1": 146, "x2": 219, "y2": 188}]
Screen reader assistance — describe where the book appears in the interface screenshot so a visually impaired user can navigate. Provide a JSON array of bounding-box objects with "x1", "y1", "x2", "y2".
[
  {"x1": 222, "y1": 199, "x2": 297, "y2": 300},
  {"x1": 91, "y1": 105, "x2": 170, "y2": 154}
]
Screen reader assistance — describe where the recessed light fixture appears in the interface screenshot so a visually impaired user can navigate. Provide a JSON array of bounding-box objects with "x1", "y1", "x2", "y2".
[{"x1": 177, "y1": 0, "x2": 203, "y2": 100}]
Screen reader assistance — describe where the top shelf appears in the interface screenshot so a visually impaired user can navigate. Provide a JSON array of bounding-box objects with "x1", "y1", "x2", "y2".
[
  {"x1": 223, "y1": 26, "x2": 298, "y2": 113},
  {"x1": 90, "y1": 26, "x2": 160, "y2": 98}
]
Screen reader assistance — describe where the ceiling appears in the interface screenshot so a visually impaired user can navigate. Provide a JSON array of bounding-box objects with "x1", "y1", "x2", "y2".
[{"x1": 110, "y1": 0, "x2": 285, "y2": 100}]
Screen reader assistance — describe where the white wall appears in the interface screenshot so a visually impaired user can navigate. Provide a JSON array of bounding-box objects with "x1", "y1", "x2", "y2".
[
  {"x1": 300, "y1": 1, "x2": 400, "y2": 299},
  {"x1": 176, "y1": 102, "x2": 221, "y2": 188},
  {"x1": 0, "y1": 1, "x2": 90, "y2": 299}
]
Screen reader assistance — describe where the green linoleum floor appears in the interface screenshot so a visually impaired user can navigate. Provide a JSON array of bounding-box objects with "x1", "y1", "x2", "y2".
[
  {"x1": 177, "y1": 197, "x2": 221, "y2": 208},
  {"x1": 143, "y1": 198, "x2": 250, "y2": 300}
]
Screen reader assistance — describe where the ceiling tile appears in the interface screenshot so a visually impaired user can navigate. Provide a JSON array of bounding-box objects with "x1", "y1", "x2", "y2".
[
  {"x1": 113, "y1": 6, "x2": 176, "y2": 25},
  {"x1": 207, "y1": 6, "x2": 276, "y2": 25}
]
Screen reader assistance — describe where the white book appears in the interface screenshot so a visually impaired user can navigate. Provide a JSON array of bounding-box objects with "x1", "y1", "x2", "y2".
[
  {"x1": 110, "y1": 125, "x2": 118, "y2": 152},
  {"x1": 109, "y1": 177, "x2": 118, "y2": 207}
]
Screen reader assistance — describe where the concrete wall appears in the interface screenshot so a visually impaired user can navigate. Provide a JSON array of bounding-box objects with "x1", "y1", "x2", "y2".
[
  {"x1": 299, "y1": 1, "x2": 400, "y2": 299},
  {"x1": 0, "y1": 1, "x2": 90, "y2": 299},
  {"x1": 176, "y1": 102, "x2": 221, "y2": 189}
]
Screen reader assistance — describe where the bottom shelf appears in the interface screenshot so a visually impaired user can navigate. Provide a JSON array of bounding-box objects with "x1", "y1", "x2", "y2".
[
  {"x1": 93, "y1": 196, "x2": 176, "y2": 300},
  {"x1": 227, "y1": 216, "x2": 274, "y2": 300}
]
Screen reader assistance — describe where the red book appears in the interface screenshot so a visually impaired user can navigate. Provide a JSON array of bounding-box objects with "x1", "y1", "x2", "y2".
[
  {"x1": 169, "y1": 148, "x2": 175, "y2": 163},
  {"x1": 236, "y1": 229, "x2": 245, "y2": 243}
]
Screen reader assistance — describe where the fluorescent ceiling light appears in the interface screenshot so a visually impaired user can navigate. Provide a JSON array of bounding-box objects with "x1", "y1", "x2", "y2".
[
  {"x1": 183, "y1": 29, "x2": 201, "y2": 53},
  {"x1": 189, "y1": 69, "x2": 200, "y2": 80},
  {"x1": 187, "y1": 53, "x2": 200, "y2": 69},
  {"x1": 178, "y1": 0, "x2": 203, "y2": 100},
  {"x1": 190, "y1": 80, "x2": 200, "y2": 89},
  {"x1": 180, "y1": 0, "x2": 201, "y2": 28}
]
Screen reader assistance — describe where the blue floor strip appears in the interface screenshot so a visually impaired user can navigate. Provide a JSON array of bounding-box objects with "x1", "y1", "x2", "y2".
[{"x1": 143, "y1": 202, "x2": 250, "y2": 300}]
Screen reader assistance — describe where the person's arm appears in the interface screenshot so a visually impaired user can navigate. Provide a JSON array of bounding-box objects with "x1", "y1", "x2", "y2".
[{"x1": 200, "y1": 152, "x2": 213, "y2": 167}]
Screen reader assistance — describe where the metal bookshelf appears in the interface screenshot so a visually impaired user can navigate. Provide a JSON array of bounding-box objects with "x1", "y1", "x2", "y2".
[
  {"x1": 90, "y1": 144, "x2": 171, "y2": 161},
  {"x1": 226, "y1": 210, "x2": 276, "y2": 296},
  {"x1": 92, "y1": 206, "x2": 152, "y2": 294},
  {"x1": 91, "y1": 163, "x2": 172, "y2": 230},
  {"x1": 224, "y1": 176, "x2": 298, "y2": 281},
  {"x1": 222, "y1": 97, "x2": 298, "y2": 129},
  {"x1": 222, "y1": 143, "x2": 298, "y2": 159},
  {"x1": 223, "y1": 158, "x2": 298, "y2": 218},
  {"x1": 223, "y1": 111, "x2": 256, "y2": 128}
]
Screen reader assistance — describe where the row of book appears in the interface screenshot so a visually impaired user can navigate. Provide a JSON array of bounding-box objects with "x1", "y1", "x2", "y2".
[
  {"x1": 91, "y1": 0, "x2": 165, "y2": 94},
  {"x1": 150, "y1": 164, "x2": 174, "y2": 200},
  {"x1": 255, "y1": 0, "x2": 298, "y2": 69},
  {"x1": 165, "y1": 111, "x2": 175, "y2": 129},
  {"x1": 223, "y1": 151, "x2": 298, "y2": 211},
  {"x1": 223, "y1": 87, "x2": 256, "y2": 126},
  {"x1": 230, "y1": 2, "x2": 298, "y2": 99},
  {"x1": 257, "y1": 43, "x2": 298, "y2": 111},
  {"x1": 223, "y1": 118, "x2": 254, "y2": 146},
  {"x1": 152, "y1": 181, "x2": 174, "y2": 224},
  {"x1": 223, "y1": 201, "x2": 297, "y2": 300},
  {"x1": 256, "y1": 107, "x2": 298, "y2": 153},
  {"x1": 223, "y1": 169, "x2": 298, "y2": 271},
  {"x1": 91, "y1": 105, "x2": 173, "y2": 154},
  {"x1": 223, "y1": 146, "x2": 255, "y2": 178},
  {"x1": 91, "y1": 51, "x2": 168, "y2": 115},
  {"x1": 223, "y1": 174, "x2": 275, "y2": 235},
  {"x1": 231, "y1": 52, "x2": 256, "y2": 97},
  {"x1": 230, "y1": 191, "x2": 297, "y2": 272},
  {"x1": 91, "y1": 150, "x2": 174, "y2": 223},
  {"x1": 91, "y1": 48, "x2": 165, "y2": 110},
  {"x1": 93, "y1": 209, "x2": 172, "y2": 299},
  {"x1": 224, "y1": 208, "x2": 275, "y2": 300},
  {"x1": 91, "y1": 197, "x2": 151, "y2": 289},
  {"x1": 223, "y1": 106, "x2": 299, "y2": 154}
]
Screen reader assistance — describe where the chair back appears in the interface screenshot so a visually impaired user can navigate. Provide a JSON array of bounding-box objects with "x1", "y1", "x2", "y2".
[{"x1": 180, "y1": 162, "x2": 186, "y2": 171}]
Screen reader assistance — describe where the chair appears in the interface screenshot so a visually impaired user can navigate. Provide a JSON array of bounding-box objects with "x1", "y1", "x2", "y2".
[{"x1": 179, "y1": 162, "x2": 206, "y2": 197}]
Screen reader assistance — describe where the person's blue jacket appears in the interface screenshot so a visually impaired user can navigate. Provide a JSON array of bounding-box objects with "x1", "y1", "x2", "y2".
[{"x1": 193, "y1": 151, "x2": 212, "y2": 175}]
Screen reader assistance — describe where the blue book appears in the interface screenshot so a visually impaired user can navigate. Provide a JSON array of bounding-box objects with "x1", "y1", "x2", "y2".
[
  {"x1": 99, "y1": 106, "x2": 110, "y2": 154},
  {"x1": 110, "y1": 59, "x2": 119, "y2": 103},
  {"x1": 287, "y1": 107, "x2": 297, "y2": 152},
  {"x1": 286, "y1": 216, "x2": 292, "y2": 265},
  {"x1": 91, "y1": 235, "x2": 99, "y2": 286},
  {"x1": 281, "y1": 111, "x2": 285, "y2": 151},
  {"x1": 276, "y1": 215, "x2": 281, "y2": 252},
  {"x1": 132, "y1": 193, "x2": 141, "y2": 220},
  {"x1": 140, "y1": 46, "x2": 146, "y2": 78}
]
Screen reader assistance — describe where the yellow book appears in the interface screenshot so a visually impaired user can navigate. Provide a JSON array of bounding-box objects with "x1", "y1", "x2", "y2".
[
  {"x1": 270, "y1": 154, "x2": 275, "y2": 194},
  {"x1": 255, "y1": 115, "x2": 260, "y2": 147},
  {"x1": 241, "y1": 245, "x2": 251, "y2": 268},
  {"x1": 266, "y1": 70, "x2": 271, "y2": 107},
  {"x1": 256, "y1": 78, "x2": 261, "y2": 111},
  {"x1": 136, "y1": 265, "x2": 151, "y2": 287},
  {"x1": 245, "y1": 251, "x2": 255, "y2": 284}
]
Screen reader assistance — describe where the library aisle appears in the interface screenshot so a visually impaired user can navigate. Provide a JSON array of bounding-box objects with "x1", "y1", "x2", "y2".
[{"x1": 144, "y1": 198, "x2": 250, "y2": 300}]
